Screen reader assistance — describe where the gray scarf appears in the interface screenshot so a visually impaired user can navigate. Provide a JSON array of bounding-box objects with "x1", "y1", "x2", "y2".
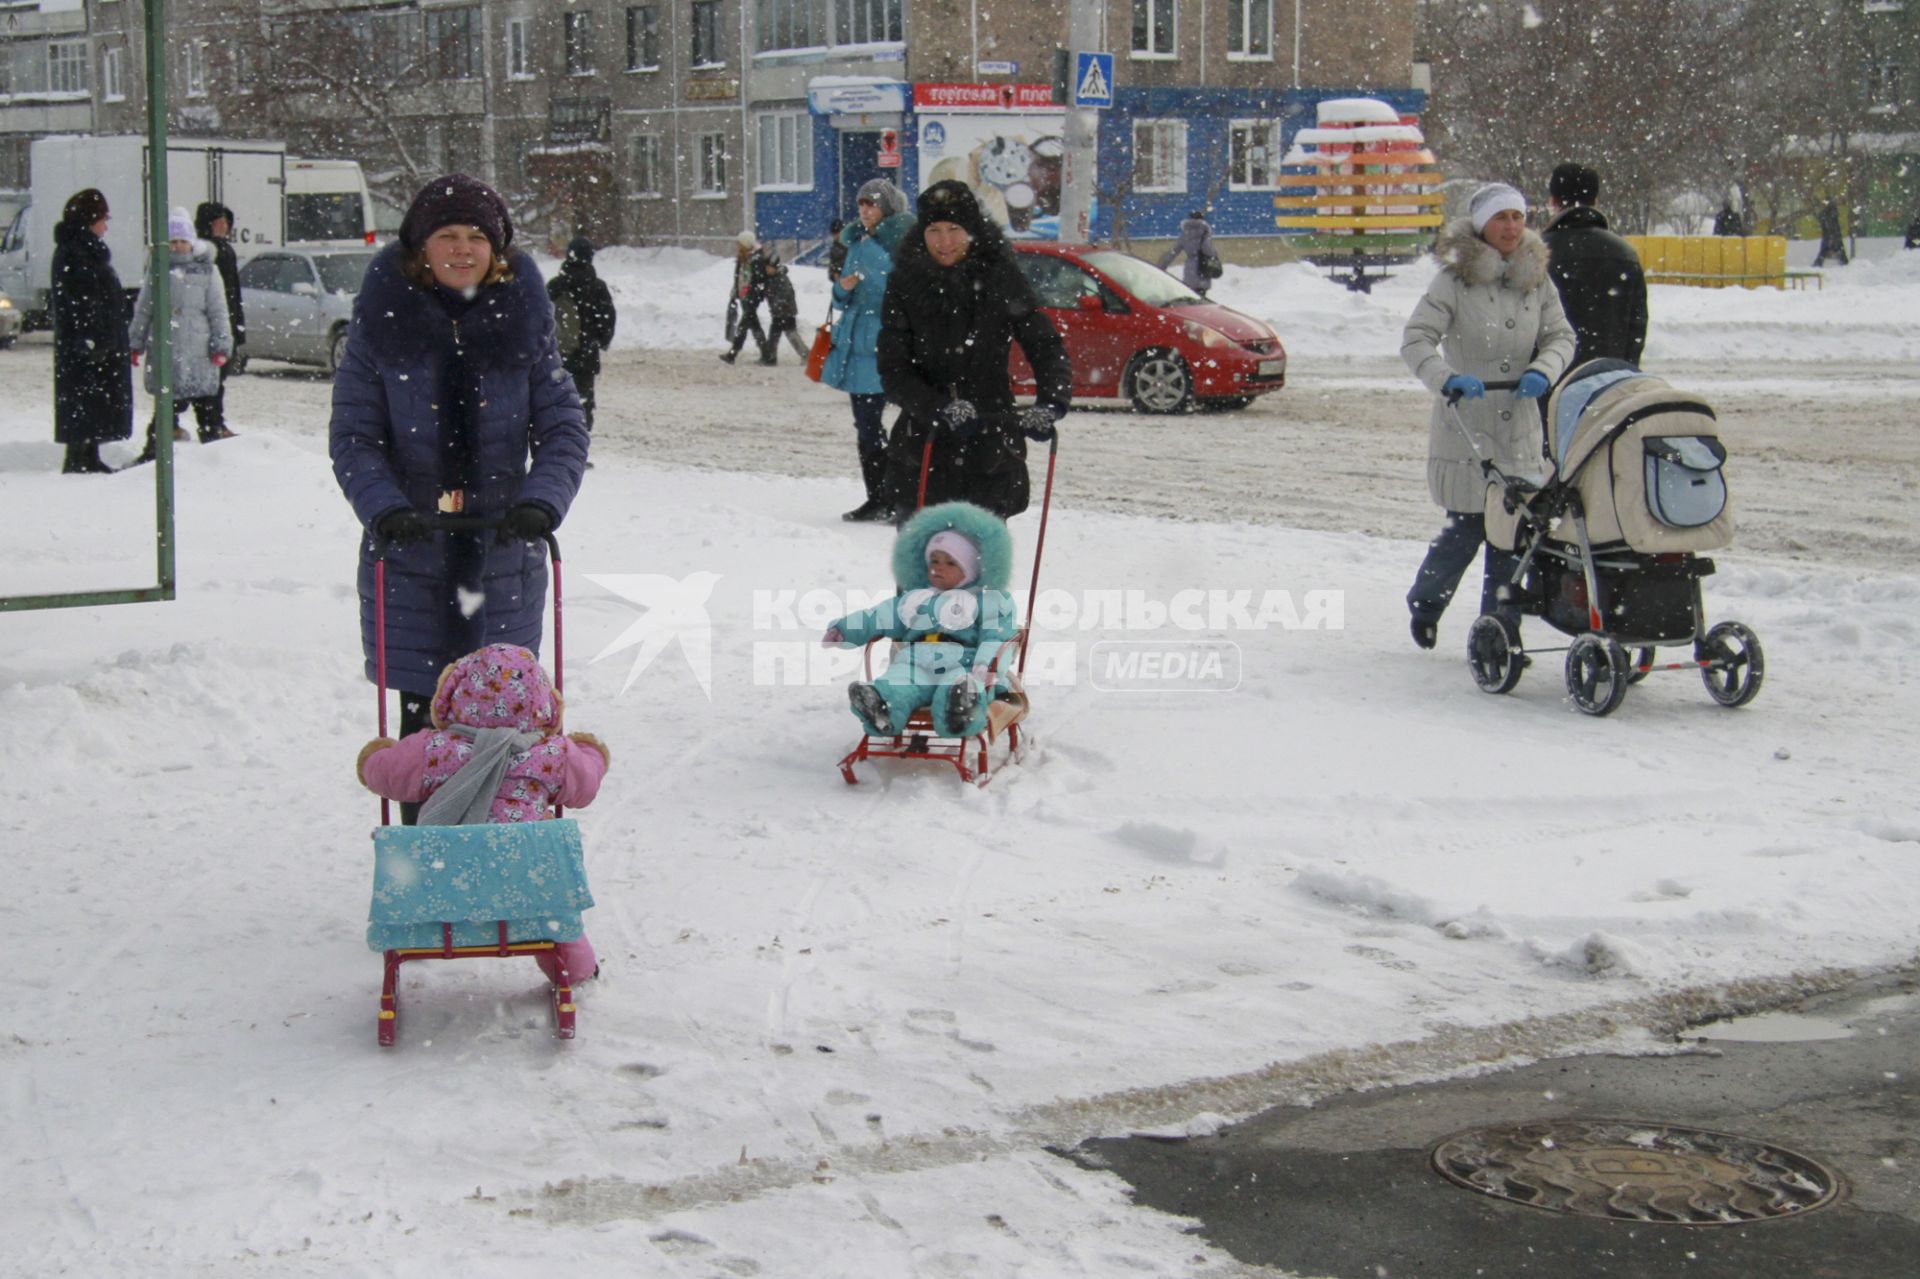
[{"x1": 418, "y1": 724, "x2": 548, "y2": 825}]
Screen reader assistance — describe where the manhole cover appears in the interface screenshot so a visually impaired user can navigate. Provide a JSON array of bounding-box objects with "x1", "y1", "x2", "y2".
[{"x1": 1430, "y1": 1119, "x2": 1842, "y2": 1224}]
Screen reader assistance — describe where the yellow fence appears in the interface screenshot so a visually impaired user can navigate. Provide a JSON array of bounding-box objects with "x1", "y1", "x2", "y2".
[{"x1": 1624, "y1": 235, "x2": 1802, "y2": 289}]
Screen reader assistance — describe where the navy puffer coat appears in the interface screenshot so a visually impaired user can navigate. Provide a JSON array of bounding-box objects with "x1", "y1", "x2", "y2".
[{"x1": 330, "y1": 243, "x2": 589, "y2": 696}]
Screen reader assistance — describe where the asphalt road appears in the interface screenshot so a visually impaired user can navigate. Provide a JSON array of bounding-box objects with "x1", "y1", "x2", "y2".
[{"x1": 1069, "y1": 969, "x2": 1920, "y2": 1278}]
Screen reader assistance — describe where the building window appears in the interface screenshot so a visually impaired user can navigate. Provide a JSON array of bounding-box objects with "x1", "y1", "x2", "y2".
[
  {"x1": 425, "y1": 7, "x2": 481, "y2": 80},
  {"x1": 626, "y1": 7, "x2": 661, "y2": 69},
  {"x1": 49, "y1": 40, "x2": 90, "y2": 94},
  {"x1": 1228, "y1": 119, "x2": 1279, "y2": 189},
  {"x1": 565, "y1": 12, "x2": 595, "y2": 75},
  {"x1": 698, "y1": 131, "x2": 729, "y2": 193},
  {"x1": 181, "y1": 38, "x2": 207, "y2": 98},
  {"x1": 757, "y1": 0, "x2": 826, "y2": 52},
  {"x1": 1865, "y1": 58, "x2": 1903, "y2": 111},
  {"x1": 836, "y1": 0, "x2": 902, "y2": 46},
  {"x1": 756, "y1": 109, "x2": 814, "y2": 188},
  {"x1": 101, "y1": 47, "x2": 125, "y2": 102},
  {"x1": 632, "y1": 134, "x2": 665, "y2": 194},
  {"x1": 508, "y1": 17, "x2": 532, "y2": 78},
  {"x1": 1132, "y1": 119, "x2": 1187, "y2": 192},
  {"x1": 1131, "y1": 0, "x2": 1175, "y2": 57},
  {"x1": 369, "y1": 11, "x2": 421, "y2": 81},
  {"x1": 1227, "y1": 0, "x2": 1271, "y2": 59},
  {"x1": 692, "y1": 0, "x2": 725, "y2": 66}
]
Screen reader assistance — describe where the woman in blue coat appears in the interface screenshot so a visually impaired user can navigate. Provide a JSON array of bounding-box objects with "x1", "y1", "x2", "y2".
[
  {"x1": 822, "y1": 178, "x2": 914, "y2": 523},
  {"x1": 329, "y1": 173, "x2": 589, "y2": 797}
]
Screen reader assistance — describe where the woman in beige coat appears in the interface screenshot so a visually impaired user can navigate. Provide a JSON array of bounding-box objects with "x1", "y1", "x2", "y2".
[{"x1": 1401, "y1": 183, "x2": 1575, "y2": 649}]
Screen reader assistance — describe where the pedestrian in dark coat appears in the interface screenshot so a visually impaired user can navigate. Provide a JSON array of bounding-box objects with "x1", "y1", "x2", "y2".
[
  {"x1": 1157, "y1": 209, "x2": 1219, "y2": 296},
  {"x1": 1813, "y1": 200, "x2": 1849, "y2": 266},
  {"x1": 194, "y1": 200, "x2": 244, "y2": 438},
  {"x1": 1540, "y1": 163, "x2": 1648, "y2": 370},
  {"x1": 329, "y1": 173, "x2": 589, "y2": 806},
  {"x1": 760, "y1": 255, "x2": 807, "y2": 364},
  {"x1": 721, "y1": 232, "x2": 768, "y2": 363},
  {"x1": 1712, "y1": 201, "x2": 1742, "y2": 236},
  {"x1": 877, "y1": 179, "x2": 1072, "y2": 519},
  {"x1": 1906, "y1": 211, "x2": 1920, "y2": 250},
  {"x1": 49, "y1": 188, "x2": 132, "y2": 474},
  {"x1": 545, "y1": 235, "x2": 618, "y2": 430}
]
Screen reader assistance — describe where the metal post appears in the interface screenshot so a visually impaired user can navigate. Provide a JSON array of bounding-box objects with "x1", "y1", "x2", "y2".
[
  {"x1": 1057, "y1": 0, "x2": 1101, "y2": 244},
  {"x1": 145, "y1": 0, "x2": 177, "y2": 597}
]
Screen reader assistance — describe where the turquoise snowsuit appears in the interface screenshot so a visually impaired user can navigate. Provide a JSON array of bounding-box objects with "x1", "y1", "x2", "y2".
[{"x1": 828, "y1": 501, "x2": 1019, "y2": 737}]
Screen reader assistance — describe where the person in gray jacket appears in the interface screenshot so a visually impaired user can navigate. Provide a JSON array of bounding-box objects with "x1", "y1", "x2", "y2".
[
  {"x1": 1158, "y1": 209, "x2": 1219, "y2": 297},
  {"x1": 1401, "y1": 183, "x2": 1574, "y2": 650},
  {"x1": 127, "y1": 207, "x2": 233, "y2": 465}
]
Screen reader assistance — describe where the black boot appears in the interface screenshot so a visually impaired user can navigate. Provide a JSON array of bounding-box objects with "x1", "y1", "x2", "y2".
[
  {"x1": 944, "y1": 678, "x2": 981, "y2": 734},
  {"x1": 848, "y1": 682, "x2": 892, "y2": 733},
  {"x1": 62, "y1": 443, "x2": 111, "y2": 474},
  {"x1": 843, "y1": 436, "x2": 894, "y2": 522}
]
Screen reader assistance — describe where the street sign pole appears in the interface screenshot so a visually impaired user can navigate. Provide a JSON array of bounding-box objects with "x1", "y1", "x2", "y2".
[{"x1": 1057, "y1": 0, "x2": 1105, "y2": 244}]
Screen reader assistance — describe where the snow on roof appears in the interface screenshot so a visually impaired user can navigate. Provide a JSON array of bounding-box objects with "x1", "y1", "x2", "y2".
[
  {"x1": 1315, "y1": 97, "x2": 1404, "y2": 125},
  {"x1": 1290, "y1": 125, "x2": 1426, "y2": 147},
  {"x1": 806, "y1": 75, "x2": 910, "y2": 89}
]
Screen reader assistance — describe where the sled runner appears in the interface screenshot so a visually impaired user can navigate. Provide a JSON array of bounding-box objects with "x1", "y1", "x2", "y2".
[
  {"x1": 1449, "y1": 363, "x2": 1764, "y2": 717},
  {"x1": 366, "y1": 515, "x2": 592, "y2": 1045},
  {"x1": 838, "y1": 429, "x2": 1059, "y2": 787}
]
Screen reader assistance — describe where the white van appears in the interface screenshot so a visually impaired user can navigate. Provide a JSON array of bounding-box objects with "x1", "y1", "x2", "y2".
[{"x1": 285, "y1": 158, "x2": 376, "y2": 248}]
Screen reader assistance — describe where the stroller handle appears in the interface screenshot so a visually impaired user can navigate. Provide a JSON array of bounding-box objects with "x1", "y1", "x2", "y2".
[
  {"x1": 371, "y1": 512, "x2": 561, "y2": 564},
  {"x1": 1445, "y1": 378, "x2": 1520, "y2": 405}
]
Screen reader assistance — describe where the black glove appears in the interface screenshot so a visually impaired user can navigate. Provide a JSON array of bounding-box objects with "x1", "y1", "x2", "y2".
[
  {"x1": 374, "y1": 508, "x2": 433, "y2": 546},
  {"x1": 939, "y1": 398, "x2": 979, "y2": 439},
  {"x1": 498, "y1": 502, "x2": 555, "y2": 542},
  {"x1": 1017, "y1": 404, "x2": 1062, "y2": 442}
]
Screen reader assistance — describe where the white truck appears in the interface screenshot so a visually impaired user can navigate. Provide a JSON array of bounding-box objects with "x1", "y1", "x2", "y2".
[
  {"x1": 285, "y1": 157, "x2": 377, "y2": 248},
  {"x1": 0, "y1": 134, "x2": 287, "y2": 326}
]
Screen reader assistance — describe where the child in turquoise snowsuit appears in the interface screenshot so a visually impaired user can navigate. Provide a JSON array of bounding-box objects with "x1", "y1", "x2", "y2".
[{"x1": 822, "y1": 501, "x2": 1019, "y2": 737}]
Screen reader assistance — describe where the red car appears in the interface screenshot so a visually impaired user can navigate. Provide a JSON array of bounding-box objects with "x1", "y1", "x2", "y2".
[{"x1": 1008, "y1": 242, "x2": 1287, "y2": 414}]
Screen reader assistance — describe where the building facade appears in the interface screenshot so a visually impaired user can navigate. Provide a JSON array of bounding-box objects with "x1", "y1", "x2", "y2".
[{"x1": 2, "y1": 0, "x2": 1425, "y2": 252}]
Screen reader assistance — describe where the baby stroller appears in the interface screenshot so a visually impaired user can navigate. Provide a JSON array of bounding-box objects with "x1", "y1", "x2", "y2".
[
  {"x1": 365, "y1": 515, "x2": 594, "y2": 1045},
  {"x1": 1456, "y1": 360, "x2": 1764, "y2": 717},
  {"x1": 837, "y1": 429, "x2": 1058, "y2": 786}
]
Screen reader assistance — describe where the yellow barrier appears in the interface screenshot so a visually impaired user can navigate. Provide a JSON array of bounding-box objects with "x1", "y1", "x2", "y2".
[{"x1": 1623, "y1": 235, "x2": 1798, "y2": 289}]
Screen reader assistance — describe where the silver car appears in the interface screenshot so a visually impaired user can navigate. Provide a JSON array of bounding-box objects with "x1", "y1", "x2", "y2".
[
  {"x1": 236, "y1": 248, "x2": 375, "y2": 372},
  {"x1": 0, "y1": 289, "x2": 21, "y2": 348}
]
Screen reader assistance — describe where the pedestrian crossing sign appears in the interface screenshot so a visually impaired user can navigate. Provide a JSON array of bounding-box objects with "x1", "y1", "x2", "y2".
[{"x1": 1073, "y1": 52, "x2": 1114, "y2": 108}]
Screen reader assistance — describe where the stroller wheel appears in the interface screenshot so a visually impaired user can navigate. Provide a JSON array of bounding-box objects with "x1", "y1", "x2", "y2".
[
  {"x1": 1467, "y1": 613, "x2": 1526, "y2": 695},
  {"x1": 1699, "y1": 621, "x2": 1765, "y2": 708},
  {"x1": 1565, "y1": 634, "x2": 1631, "y2": 717},
  {"x1": 1626, "y1": 647, "x2": 1657, "y2": 685}
]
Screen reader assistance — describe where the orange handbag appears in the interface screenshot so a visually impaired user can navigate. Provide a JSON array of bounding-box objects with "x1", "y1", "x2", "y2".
[{"x1": 805, "y1": 304, "x2": 835, "y2": 382}]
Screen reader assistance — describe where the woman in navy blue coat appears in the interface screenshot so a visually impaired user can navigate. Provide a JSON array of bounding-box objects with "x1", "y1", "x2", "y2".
[{"x1": 329, "y1": 174, "x2": 589, "y2": 763}]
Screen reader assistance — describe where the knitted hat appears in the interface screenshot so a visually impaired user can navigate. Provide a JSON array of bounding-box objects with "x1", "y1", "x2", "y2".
[
  {"x1": 399, "y1": 173, "x2": 513, "y2": 252},
  {"x1": 62, "y1": 188, "x2": 109, "y2": 227},
  {"x1": 916, "y1": 179, "x2": 990, "y2": 241},
  {"x1": 1549, "y1": 163, "x2": 1599, "y2": 208},
  {"x1": 1469, "y1": 183, "x2": 1527, "y2": 234},
  {"x1": 736, "y1": 230, "x2": 757, "y2": 249},
  {"x1": 166, "y1": 208, "x2": 195, "y2": 242},
  {"x1": 566, "y1": 235, "x2": 595, "y2": 264},
  {"x1": 429, "y1": 644, "x2": 560, "y2": 733},
  {"x1": 855, "y1": 178, "x2": 907, "y2": 219},
  {"x1": 925, "y1": 529, "x2": 981, "y2": 587}
]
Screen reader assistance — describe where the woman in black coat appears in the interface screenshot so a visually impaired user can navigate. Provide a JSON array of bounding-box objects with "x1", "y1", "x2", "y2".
[
  {"x1": 50, "y1": 188, "x2": 132, "y2": 474},
  {"x1": 877, "y1": 180, "x2": 1071, "y2": 518}
]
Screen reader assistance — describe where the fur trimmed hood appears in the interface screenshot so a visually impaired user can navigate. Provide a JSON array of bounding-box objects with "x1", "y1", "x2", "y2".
[
  {"x1": 892, "y1": 501, "x2": 1013, "y2": 592},
  {"x1": 352, "y1": 242, "x2": 551, "y2": 372},
  {"x1": 1433, "y1": 218, "x2": 1551, "y2": 292}
]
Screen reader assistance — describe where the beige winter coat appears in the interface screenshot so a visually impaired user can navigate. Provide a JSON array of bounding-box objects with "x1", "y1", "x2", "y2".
[{"x1": 1402, "y1": 219, "x2": 1575, "y2": 513}]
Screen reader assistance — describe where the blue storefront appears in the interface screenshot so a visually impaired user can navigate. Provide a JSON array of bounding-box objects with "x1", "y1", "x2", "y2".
[{"x1": 750, "y1": 80, "x2": 1425, "y2": 245}]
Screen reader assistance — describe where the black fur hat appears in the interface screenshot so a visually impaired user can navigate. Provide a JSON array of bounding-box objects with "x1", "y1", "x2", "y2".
[{"x1": 399, "y1": 173, "x2": 513, "y2": 252}]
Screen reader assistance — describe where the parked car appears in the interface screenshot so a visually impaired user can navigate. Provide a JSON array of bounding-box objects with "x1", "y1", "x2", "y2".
[
  {"x1": 1008, "y1": 242, "x2": 1286, "y2": 414},
  {"x1": 0, "y1": 289, "x2": 20, "y2": 348},
  {"x1": 237, "y1": 248, "x2": 375, "y2": 372}
]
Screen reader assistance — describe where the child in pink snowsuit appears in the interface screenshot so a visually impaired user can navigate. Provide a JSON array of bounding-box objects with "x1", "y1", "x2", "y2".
[{"x1": 357, "y1": 643, "x2": 609, "y2": 983}]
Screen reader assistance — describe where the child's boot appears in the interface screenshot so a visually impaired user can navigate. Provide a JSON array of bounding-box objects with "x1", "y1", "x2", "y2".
[
  {"x1": 942, "y1": 676, "x2": 981, "y2": 735},
  {"x1": 848, "y1": 681, "x2": 892, "y2": 734}
]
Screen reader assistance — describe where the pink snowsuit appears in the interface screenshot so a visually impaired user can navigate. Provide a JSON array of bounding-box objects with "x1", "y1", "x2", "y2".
[{"x1": 359, "y1": 644, "x2": 608, "y2": 983}]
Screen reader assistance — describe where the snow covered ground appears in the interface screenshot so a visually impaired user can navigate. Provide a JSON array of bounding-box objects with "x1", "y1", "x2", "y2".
[{"x1": 1, "y1": 244, "x2": 1917, "y2": 1278}]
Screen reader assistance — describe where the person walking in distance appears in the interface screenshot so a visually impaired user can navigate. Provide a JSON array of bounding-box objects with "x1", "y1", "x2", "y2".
[
  {"x1": 193, "y1": 201, "x2": 245, "y2": 440},
  {"x1": 49, "y1": 188, "x2": 132, "y2": 474},
  {"x1": 1158, "y1": 209, "x2": 1221, "y2": 297},
  {"x1": 1540, "y1": 163, "x2": 1647, "y2": 371},
  {"x1": 721, "y1": 231, "x2": 768, "y2": 364},
  {"x1": 546, "y1": 236, "x2": 618, "y2": 434}
]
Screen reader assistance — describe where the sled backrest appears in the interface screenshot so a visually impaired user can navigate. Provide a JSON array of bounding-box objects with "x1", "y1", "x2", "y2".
[{"x1": 366, "y1": 818, "x2": 593, "y2": 952}]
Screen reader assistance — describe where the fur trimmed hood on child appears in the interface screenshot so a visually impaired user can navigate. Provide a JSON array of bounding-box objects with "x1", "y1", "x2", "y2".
[
  {"x1": 891, "y1": 501, "x2": 1013, "y2": 594},
  {"x1": 430, "y1": 643, "x2": 561, "y2": 733}
]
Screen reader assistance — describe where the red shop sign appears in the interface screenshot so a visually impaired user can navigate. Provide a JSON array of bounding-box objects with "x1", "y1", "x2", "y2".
[{"x1": 912, "y1": 83, "x2": 1062, "y2": 112}]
